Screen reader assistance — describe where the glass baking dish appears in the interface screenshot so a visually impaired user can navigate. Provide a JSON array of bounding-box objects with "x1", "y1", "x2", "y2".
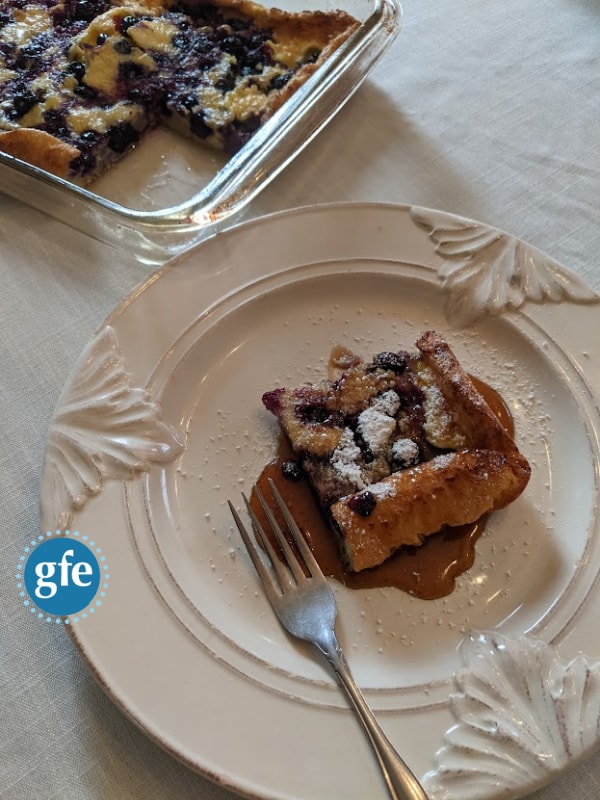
[{"x1": 0, "y1": 0, "x2": 401, "y2": 264}]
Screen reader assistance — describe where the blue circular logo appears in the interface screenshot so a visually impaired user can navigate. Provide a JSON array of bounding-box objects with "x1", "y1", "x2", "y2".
[{"x1": 18, "y1": 531, "x2": 109, "y2": 622}]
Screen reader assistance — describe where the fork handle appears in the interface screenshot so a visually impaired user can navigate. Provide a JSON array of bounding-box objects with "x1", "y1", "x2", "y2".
[{"x1": 314, "y1": 631, "x2": 429, "y2": 800}]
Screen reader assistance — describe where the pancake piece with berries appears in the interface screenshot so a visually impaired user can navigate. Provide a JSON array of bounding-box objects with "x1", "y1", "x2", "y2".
[{"x1": 262, "y1": 331, "x2": 531, "y2": 572}]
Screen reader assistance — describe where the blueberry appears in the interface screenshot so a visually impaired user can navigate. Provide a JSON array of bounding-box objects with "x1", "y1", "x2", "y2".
[
  {"x1": 262, "y1": 388, "x2": 284, "y2": 414},
  {"x1": 79, "y1": 129, "x2": 100, "y2": 143},
  {"x1": 348, "y1": 491, "x2": 377, "y2": 517},
  {"x1": 221, "y1": 35, "x2": 244, "y2": 57},
  {"x1": 282, "y1": 460, "x2": 303, "y2": 482},
  {"x1": 118, "y1": 60, "x2": 144, "y2": 81},
  {"x1": 120, "y1": 15, "x2": 139, "y2": 33},
  {"x1": 67, "y1": 61, "x2": 86, "y2": 82},
  {"x1": 74, "y1": 0, "x2": 99, "y2": 22},
  {"x1": 107, "y1": 122, "x2": 139, "y2": 153},
  {"x1": 191, "y1": 33, "x2": 214, "y2": 55},
  {"x1": 269, "y1": 73, "x2": 290, "y2": 91},
  {"x1": 354, "y1": 429, "x2": 374, "y2": 463},
  {"x1": 297, "y1": 403, "x2": 331, "y2": 425},
  {"x1": 15, "y1": 39, "x2": 46, "y2": 68},
  {"x1": 248, "y1": 33, "x2": 266, "y2": 49},
  {"x1": 179, "y1": 94, "x2": 197, "y2": 111},
  {"x1": 372, "y1": 351, "x2": 407, "y2": 374},
  {"x1": 8, "y1": 91, "x2": 37, "y2": 119},
  {"x1": 244, "y1": 47, "x2": 266, "y2": 69},
  {"x1": 126, "y1": 88, "x2": 145, "y2": 104},
  {"x1": 189, "y1": 111, "x2": 212, "y2": 138},
  {"x1": 113, "y1": 39, "x2": 132, "y2": 55},
  {"x1": 74, "y1": 84, "x2": 98, "y2": 100},
  {"x1": 215, "y1": 73, "x2": 235, "y2": 93},
  {"x1": 43, "y1": 109, "x2": 69, "y2": 138},
  {"x1": 303, "y1": 48, "x2": 321, "y2": 64}
]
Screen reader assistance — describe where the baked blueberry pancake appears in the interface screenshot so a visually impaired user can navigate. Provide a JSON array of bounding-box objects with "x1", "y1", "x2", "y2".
[
  {"x1": 0, "y1": 0, "x2": 358, "y2": 183},
  {"x1": 262, "y1": 331, "x2": 531, "y2": 572}
]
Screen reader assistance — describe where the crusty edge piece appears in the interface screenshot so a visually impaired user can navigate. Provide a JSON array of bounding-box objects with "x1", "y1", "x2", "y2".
[
  {"x1": 0, "y1": 129, "x2": 80, "y2": 179},
  {"x1": 416, "y1": 330, "x2": 520, "y2": 454},
  {"x1": 165, "y1": 0, "x2": 359, "y2": 118},
  {"x1": 176, "y1": 0, "x2": 359, "y2": 32},
  {"x1": 331, "y1": 448, "x2": 531, "y2": 572},
  {"x1": 262, "y1": 23, "x2": 359, "y2": 117}
]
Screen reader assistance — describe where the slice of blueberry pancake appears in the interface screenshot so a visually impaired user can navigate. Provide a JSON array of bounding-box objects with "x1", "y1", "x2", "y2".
[
  {"x1": 0, "y1": 2, "x2": 157, "y2": 179},
  {"x1": 0, "y1": 0, "x2": 358, "y2": 183},
  {"x1": 161, "y1": 0, "x2": 359, "y2": 155},
  {"x1": 262, "y1": 331, "x2": 531, "y2": 572}
]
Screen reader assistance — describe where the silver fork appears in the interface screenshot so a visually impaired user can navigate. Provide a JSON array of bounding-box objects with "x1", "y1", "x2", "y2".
[{"x1": 229, "y1": 479, "x2": 429, "y2": 800}]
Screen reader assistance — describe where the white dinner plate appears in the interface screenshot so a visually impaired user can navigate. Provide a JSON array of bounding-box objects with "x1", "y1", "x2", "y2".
[{"x1": 40, "y1": 203, "x2": 600, "y2": 800}]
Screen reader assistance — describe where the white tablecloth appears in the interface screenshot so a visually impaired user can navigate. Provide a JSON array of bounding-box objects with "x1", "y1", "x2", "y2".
[{"x1": 1, "y1": 0, "x2": 599, "y2": 797}]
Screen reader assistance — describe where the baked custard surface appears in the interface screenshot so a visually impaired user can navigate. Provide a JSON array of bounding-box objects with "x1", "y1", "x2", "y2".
[{"x1": 0, "y1": 0, "x2": 357, "y2": 183}]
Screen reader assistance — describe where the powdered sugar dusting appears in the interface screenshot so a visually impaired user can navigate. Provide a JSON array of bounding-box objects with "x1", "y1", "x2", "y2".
[
  {"x1": 419, "y1": 365, "x2": 467, "y2": 449},
  {"x1": 370, "y1": 481, "x2": 397, "y2": 501},
  {"x1": 357, "y1": 390, "x2": 400, "y2": 456},
  {"x1": 331, "y1": 427, "x2": 366, "y2": 490},
  {"x1": 392, "y1": 437, "x2": 420, "y2": 467},
  {"x1": 373, "y1": 389, "x2": 401, "y2": 417},
  {"x1": 431, "y1": 452, "x2": 458, "y2": 470}
]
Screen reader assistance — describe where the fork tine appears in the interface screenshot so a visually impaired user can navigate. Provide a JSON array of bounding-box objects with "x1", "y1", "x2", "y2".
[
  {"x1": 242, "y1": 491, "x2": 296, "y2": 591},
  {"x1": 267, "y1": 478, "x2": 324, "y2": 579},
  {"x1": 253, "y1": 485, "x2": 307, "y2": 585},
  {"x1": 228, "y1": 500, "x2": 284, "y2": 604}
]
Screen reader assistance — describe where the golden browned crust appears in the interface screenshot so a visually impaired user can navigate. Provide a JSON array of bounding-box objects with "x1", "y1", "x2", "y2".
[
  {"x1": 264, "y1": 30, "x2": 357, "y2": 117},
  {"x1": 331, "y1": 448, "x2": 531, "y2": 572},
  {"x1": 179, "y1": 0, "x2": 358, "y2": 32},
  {"x1": 0, "y1": 129, "x2": 80, "y2": 179},
  {"x1": 416, "y1": 330, "x2": 518, "y2": 454},
  {"x1": 320, "y1": 330, "x2": 532, "y2": 572}
]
